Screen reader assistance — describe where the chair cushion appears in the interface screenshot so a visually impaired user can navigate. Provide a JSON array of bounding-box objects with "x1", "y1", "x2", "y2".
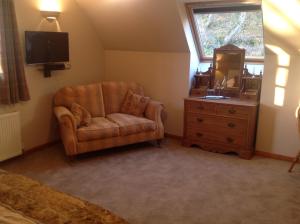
[
  {"x1": 107, "y1": 113, "x2": 156, "y2": 136},
  {"x1": 77, "y1": 117, "x2": 120, "y2": 142},
  {"x1": 70, "y1": 103, "x2": 92, "y2": 128},
  {"x1": 121, "y1": 90, "x2": 150, "y2": 117},
  {"x1": 102, "y1": 82, "x2": 144, "y2": 115}
]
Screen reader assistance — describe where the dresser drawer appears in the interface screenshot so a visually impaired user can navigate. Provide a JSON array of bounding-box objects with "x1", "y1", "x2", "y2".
[
  {"x1": 216, "y1": 104, "x2": 250, "y2": 118},
  {"x1": 186, "y1": 114, "x2": 248, "y2": 134},
  {"x1": 187, "y1": 101, "x2": 216, "y2": 115},
  {"x1": 186, "y1": 128, "x2": 246, "y2": 146}
]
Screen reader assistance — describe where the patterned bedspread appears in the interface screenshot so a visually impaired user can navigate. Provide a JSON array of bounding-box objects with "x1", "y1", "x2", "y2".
[
  {"x1": 0, "y1": 170, "x2": 129, "y2": 224},
  {"x1": 0, "y1": 204, "x2": 40, "y2": 224}
]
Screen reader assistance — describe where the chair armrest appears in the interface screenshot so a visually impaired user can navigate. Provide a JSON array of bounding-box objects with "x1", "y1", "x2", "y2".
[
  {"x1": 145, "y1": 100, "x2": 166, "y2": 138},
  {"x1": 54, "y1": 106, "x2": 78, "y2": 155},
  {"x1": 54, "y1": 106, "x2": 77, "y2": 131},
  {"x1": 145, "y1": 100, "x2": 165, "y2": 122}
]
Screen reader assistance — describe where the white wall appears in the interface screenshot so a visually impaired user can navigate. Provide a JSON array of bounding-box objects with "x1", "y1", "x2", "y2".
[
  {"x1": 0, "y1": 0, "x2": 105, "y2": 151},
  {"x1": 104, "y1": 51, "x2": 190, "y2": 136},
  {"x1": 76, "y1": 0, "x2": 189, "y2": 52},
  {"x1": 256, "y1": 54, "x2": 300, "y2": 157},
  {"x1": 256, "y1": 0, "x2": 300, "y2": 156}
]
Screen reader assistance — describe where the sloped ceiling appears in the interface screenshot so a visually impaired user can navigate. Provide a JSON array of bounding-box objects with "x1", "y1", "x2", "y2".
[
  {"x1": 75, "y1": 0, "x2": 189, "y2": 52},
  {"x1": 262, "y1": 0, "x2": 300, "y2": 54}
]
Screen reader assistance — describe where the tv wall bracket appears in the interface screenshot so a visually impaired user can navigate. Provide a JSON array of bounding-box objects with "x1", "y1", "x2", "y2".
[{"x1": 43, "y1": 63, "x2": 68, "y2": 77}]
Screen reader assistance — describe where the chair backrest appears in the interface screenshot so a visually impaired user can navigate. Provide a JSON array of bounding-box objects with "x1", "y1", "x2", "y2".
[
  {"x1": 54, "y1": 82, "x2": 144, "y2": 117},
  {"x1": 102, "y1": 82, "x2": 144, "y2": 115},
  {"x1": 54, "y1": 83, "x2": 105, "y2": 117}
]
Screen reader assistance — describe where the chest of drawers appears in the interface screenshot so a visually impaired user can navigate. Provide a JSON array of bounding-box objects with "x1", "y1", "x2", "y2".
[{"x1": 183, "y1": 98, "x2": 258, "y2": 159}]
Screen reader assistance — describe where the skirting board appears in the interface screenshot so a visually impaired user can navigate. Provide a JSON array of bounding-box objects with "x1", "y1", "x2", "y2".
[
  {"x1": 165, "y1": 133, "x2": 183, "y2": 140},
  {"x1": 165, "y1": 133, "x2": 297, "y2": 163},
  {"x1": 255, "y1": 150, "x2": 294, "y2": 162},
  {"x1": 23, "y1": 140, "x2": 61, "y2": 155},
  {"x1": 0, "y1": 141, "x2": 61, "y2": 164}
]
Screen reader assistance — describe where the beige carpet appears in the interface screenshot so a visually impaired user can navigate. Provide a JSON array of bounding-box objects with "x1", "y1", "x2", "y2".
[{"x1": 1, "y1": 138, "x2": 300, "y2": 224}]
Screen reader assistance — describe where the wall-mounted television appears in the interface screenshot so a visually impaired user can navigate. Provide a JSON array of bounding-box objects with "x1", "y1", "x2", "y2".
[{"x1": 25, "y1": 31, "x2": 69, "y2": 64}]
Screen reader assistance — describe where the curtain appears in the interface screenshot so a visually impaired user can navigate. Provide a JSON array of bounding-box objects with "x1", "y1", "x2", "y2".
[{"x1": 0, "y1": 0, "x2": 30, "y2": 104}]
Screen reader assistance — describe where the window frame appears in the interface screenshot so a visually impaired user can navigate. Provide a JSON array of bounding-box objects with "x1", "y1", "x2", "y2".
[{"x1": 186, "y1": 1, "x2": 264, "y2": 63}]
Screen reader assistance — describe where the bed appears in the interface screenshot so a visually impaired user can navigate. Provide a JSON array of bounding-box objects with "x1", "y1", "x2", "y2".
[{"x1": 0, "y1": 169, "x2": 128, "y2": 224}]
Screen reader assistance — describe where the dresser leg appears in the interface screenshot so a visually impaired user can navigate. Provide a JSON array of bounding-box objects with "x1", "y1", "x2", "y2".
[
  {"x1": 66, "y1": 155, "x2": 77, "y2": 163},
  {"x1": 238, "y1": 150, "x2": 253, "y2": 160}
]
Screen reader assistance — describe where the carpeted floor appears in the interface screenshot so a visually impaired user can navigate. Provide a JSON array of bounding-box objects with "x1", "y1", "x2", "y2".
[{"x1": 1, "y1": 138, "x2": 300, "y2": 224}]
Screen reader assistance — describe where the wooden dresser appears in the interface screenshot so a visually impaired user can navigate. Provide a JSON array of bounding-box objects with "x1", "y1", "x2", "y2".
[{"x1": 183, "y1": 97, "x2": 258, "y2": 159}]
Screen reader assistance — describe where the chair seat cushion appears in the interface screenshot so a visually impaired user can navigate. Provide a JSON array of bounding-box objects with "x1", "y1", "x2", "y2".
[
  {"x1": 107, "y1": 113, "x2": 156, "y2": 136},
  {"x1": 77, "y1": 117, "x2": 120, "y2": 141}
]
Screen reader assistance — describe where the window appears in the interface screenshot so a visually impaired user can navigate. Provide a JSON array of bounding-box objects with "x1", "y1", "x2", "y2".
[{"x1": 187, "y1": 3, "x2": 264, "y2": 62}]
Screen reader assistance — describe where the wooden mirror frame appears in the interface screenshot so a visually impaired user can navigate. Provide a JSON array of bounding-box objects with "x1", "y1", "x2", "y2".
[{"x1": 212, "y1": 44, "x2": 245, "y2": 97}]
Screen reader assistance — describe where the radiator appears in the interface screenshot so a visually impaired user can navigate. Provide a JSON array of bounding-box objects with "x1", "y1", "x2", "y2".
[{"x1": 0, "y1": 112, "x2": 22, "y2": 161}]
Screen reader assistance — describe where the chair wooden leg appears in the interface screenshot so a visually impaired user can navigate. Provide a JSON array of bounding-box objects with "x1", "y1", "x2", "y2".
[
  {"x1": 288, "y1": 151, "x2": 300, "y2": 172},
  {"x1": 156, "y1": 139, "x2": 162, "y2": 148},
  {"x1": 66, "y1": 155, "x2": 77, "y2": 163}
]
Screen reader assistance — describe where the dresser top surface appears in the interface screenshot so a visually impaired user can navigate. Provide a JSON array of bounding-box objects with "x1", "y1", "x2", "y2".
[{"x1": 185, "y1": 97, "x2": 259, "y2": 107}]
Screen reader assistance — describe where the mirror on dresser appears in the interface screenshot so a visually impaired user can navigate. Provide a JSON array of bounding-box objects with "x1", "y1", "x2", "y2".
[
  {"x1": 191, "y1": 44, "x2": 262, "y2": 100},
  {"x1": 212, "y1": 44, "x2": 245, "y2": 97}
]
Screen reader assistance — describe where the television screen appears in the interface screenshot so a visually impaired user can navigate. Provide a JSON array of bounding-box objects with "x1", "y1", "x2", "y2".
[{"x1": 25, "y1": 31, "x2": 69, "y2": 64}]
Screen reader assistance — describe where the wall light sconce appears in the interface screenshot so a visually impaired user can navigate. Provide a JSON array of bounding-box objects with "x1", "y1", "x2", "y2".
[
  {"x1": 40, "y1": 0, "x2": 61, "y2": 22},
  {"x1": 41, "y1": 10, "x2": 60, "y2": 22}
]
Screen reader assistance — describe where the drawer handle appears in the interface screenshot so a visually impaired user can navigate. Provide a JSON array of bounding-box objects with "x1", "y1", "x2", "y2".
[
  {"x1": 228, "y1": 122, "x2": 236, "y2": 128},
  {"x1": 226, "y1": 137, "x2": 234, "y2": 143},
  {"x1": 228, "y1": 109, "x2": 236, "y2": 114},
  {"x1": 197, "y1": 118, "x2": 203, "y2": 123},
  {"x1": 196, "y1": 133, "x2": 203, "y2": 138},
  {"x1": 197, "y1": 106, "x2": 204, "y2": 110}
]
